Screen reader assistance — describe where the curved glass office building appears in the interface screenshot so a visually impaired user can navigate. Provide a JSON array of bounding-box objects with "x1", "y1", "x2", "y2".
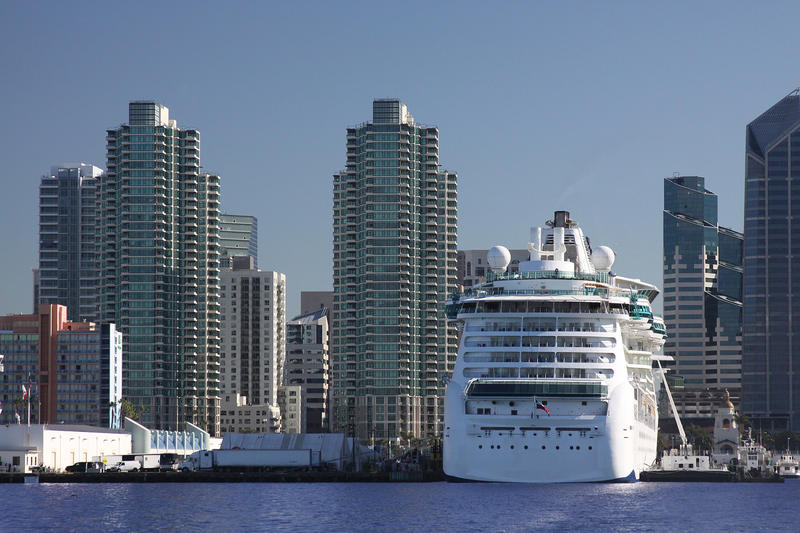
[{"x1": 663, "y1": 176, "x2": 743, "y2": 418}]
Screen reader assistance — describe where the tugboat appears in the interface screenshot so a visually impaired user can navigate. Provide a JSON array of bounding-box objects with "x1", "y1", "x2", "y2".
[
  {"x1": 640, "y1": 360, "x2": 735, "y2": 482},
  {"x1": 774, "y1": 439, "x2": 800, "y2": 479}
]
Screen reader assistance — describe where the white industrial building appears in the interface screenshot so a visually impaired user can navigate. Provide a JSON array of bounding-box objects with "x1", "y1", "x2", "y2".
[
  {"x1": 0, "y1": 424, "x2": 131, "y2": 473},
  {"x1": 124, "y1": 418, "x2": 219, "y2": 455},
  {"x1": 221, "y1": 432, "x2": 352, "y2": 470}
]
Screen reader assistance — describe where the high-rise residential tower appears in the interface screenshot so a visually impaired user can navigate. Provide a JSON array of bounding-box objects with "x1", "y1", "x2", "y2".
[
  {"x1": 100, "y1": 101, "x2": 221, "y2": 433},
  {"x1": 332, "y1": 99, "x2": 458, "y2": 440},
  {"x1": 662, "y1": 176, "x2": 743, "y2": 419},
  {"x1": 38, "y1": 163, "x2": 103, "y2": 322},
  {"x1": 742, "y1": 90, "x2": 800, "y2": 432},
  {"x1": 219, "y1": 257, "x2": 286, "y2": 433},
  {"x1": 220, "y1": 214, "x2": 258, "y2": 269}
]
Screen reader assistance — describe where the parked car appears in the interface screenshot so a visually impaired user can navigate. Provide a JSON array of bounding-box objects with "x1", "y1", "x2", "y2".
[
  {"x1": 65, "y1": 461, "x2": 104, "y2": 473},
  {"x1": 107, "y1": 460, "x2": 140, "y2": 472}
]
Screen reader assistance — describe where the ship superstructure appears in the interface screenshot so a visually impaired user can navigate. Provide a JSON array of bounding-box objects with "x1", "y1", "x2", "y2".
[{"x1": 443, "y1": 211, "x2": 665, "y2": 482}]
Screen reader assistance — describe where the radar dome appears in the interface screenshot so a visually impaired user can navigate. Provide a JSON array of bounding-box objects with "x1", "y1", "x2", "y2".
[
  {"x1": 487, "y1": 246, "x2": 512, "y2": 273},
  {"x1": 591, "y1": 246, "x2": 616, "y2": 272}
]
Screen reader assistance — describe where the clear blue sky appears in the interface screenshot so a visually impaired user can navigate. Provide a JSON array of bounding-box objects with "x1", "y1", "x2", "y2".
[{"x1": 0, "y1": 1, "x2": 796, "y2": 318}]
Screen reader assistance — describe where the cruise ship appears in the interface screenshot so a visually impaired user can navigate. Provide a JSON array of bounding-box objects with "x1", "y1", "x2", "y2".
[{"x1": 443, "y1": 211, "x2": 665, "y2": 482}]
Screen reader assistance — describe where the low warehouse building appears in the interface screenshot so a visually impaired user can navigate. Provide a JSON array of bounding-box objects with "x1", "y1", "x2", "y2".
[{"x1": 0, "y1": 424, "x2": 131, "y2": 472}]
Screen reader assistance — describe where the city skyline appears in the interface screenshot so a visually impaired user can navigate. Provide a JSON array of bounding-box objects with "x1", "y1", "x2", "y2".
[{"x1": 2, "y1": 3, "x2": 799, "y2": 320}]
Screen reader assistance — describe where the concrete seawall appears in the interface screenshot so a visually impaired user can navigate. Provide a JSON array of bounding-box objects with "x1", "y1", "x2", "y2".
[{"x1": 0, "y1": 471, "x2": 444, "y2": 483}]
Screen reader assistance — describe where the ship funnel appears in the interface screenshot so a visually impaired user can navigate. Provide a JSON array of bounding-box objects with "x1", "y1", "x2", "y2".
[{"x1": 554, "y1": 211, "x2": 570, "y2": 228}]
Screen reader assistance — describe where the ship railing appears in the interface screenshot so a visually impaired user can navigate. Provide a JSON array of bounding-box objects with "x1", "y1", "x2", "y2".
[
  {"x1": 486, "y1": 270, "x2": 610, "y2": 284},
  {"x1": 460, "y1": 287, "x2": 638, "y2": 299},
  {"x1": 464, "y1": 378, "x2": 607, "y2": 398}
]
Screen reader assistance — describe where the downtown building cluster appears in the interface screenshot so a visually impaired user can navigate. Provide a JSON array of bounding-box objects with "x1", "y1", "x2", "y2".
[
  {"x1": 6, "y1": 98, "x2": 458, "y2": 443},
  {"x1": 19, "y1": 90, "x2": 800, "y2": 443},
  {"x1": 664, "y1": 89, "x2": 800, "y2": 434}
]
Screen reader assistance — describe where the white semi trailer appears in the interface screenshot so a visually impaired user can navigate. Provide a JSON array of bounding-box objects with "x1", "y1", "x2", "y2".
[{"x1": 180, "y1": 449, "x2": 321, "y2": 471}]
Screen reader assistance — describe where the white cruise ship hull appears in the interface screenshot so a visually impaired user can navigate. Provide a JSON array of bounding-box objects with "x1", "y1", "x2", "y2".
[{"x1": 444, "y1": 381, "x2": 656, "y2": 482}]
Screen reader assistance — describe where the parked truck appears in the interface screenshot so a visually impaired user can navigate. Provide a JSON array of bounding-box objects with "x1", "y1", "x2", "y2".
[
  {"x1": 180, "y1": 449, "x2": 320, "y2": 472},
  {"x1": 96, "y1": 453, "x2": 180, "y2": 472}
]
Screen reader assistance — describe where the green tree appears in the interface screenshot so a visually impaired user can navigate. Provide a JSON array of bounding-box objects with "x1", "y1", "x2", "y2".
[
  {"x1": 734, "y1": 413, "x2": 752, "y2": 436},
  {"x1": 118, "y1": 398, "x2": 145, "y2": 421},
  {"x1": 685, "y1": 424, "x2": 713, "y2": 452}
]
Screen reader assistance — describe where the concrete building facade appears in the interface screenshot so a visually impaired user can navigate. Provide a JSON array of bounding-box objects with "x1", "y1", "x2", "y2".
[
  {"x1": 0, "y1": 305, "x2": 122, "y2": 427},
  {"x1": 300, "y1": 291, "x2": 333, "y2": 315},
  {"x1": 219, "y1": 258, "x2": 286, "y2": 431},
  {"x1": 332, "y1": 99, "x2": 458, "y2": 440},
  {"x1": 99, "y1": 101, "x2": 221, "y2": 433},
  {"x1": 457, "y1": 249, "x2": 529, "y2": 289},
  {"x1": 278, "y1": 385, "x2": 303, "y2": 434},
  {"x1": 0, "y1": 424, "x2": 131, "y2": 473},
  {"x1": 285, "y1": 308, "x2": 330, "y2": 433}
]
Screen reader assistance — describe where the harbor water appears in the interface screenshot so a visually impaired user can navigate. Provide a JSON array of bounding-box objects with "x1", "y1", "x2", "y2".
[{"x1": 2, "y1": 481, "x2": 798, "y2": 532}]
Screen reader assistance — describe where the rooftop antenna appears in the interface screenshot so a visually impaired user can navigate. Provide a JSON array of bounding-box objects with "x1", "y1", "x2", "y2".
[{"x1": 672, "y1": 171, "x2": 680, "y2": 178}]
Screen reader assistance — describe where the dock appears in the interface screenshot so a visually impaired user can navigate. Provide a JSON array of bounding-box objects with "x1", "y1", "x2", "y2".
[{"x1": 0, "y1": 470, "x2": 444, "y2": 483}]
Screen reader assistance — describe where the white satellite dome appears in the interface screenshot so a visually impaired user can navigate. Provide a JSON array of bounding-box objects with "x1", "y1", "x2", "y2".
[
  {"x1": 591, "y1": 245, "x2": 616, "y2": 272},
  {"x1": 487, "y1": 246, "x2": 512, "y2": 273}
]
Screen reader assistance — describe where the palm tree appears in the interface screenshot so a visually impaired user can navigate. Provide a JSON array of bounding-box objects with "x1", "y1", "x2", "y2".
[{"x1": 734, "y1": 412, "x2": 751, "y2": 436}]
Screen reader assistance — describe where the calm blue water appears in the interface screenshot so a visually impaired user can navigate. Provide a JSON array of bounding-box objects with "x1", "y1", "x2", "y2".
[{"x1": 1, "y1": 481, "x2": 797, "y2": 532}]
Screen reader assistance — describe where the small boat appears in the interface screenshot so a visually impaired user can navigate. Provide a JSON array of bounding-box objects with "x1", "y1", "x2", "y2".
[
  {"x1": 774, "y1": 439, "x2": 800, "y2": 479},
  {"x1": 641, "y1": 444, "x2": 735, "y2": 482},
  {"x1": 641, "y1": 359, "x2": 734, "y2": 482}
]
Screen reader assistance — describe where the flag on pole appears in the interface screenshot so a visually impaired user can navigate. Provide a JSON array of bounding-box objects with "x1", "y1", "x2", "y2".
[
  {"x1": 21, "y1": 384, "x2": 28, "y2": 400},
  {"x1": 536, "y1": 401, "x2": 550, "y2": 415}
]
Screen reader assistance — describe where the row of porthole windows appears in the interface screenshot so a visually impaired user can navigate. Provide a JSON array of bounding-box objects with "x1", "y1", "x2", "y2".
[{"x1": 478, "y1": 444, "x2": 593, "y2": 451}]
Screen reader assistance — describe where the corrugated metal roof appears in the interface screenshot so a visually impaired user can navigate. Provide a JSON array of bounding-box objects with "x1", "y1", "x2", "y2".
[{"x1": 221, "y1": 433, "x2": 348, "y2": 464}]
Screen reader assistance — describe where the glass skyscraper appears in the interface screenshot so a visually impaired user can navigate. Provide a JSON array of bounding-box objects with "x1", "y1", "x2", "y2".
[
  {"x1": 332, "y1": 99, "x2": 458, "y2": 440},
  {"x1": 38, "y1": 163, "x2": 103, "y2": 322},
  {"x1": 219, "y1": 213, "x2": 258, "y2": 269},
  {"x1": 100, "y1": 102, "x2": 221, "y2": 433},
  {"x1": 742, "y1": 90, "x2": 800, "y2": 432},
  {"x1": 663, "y1": 176, "x2": 743, "y2": 416}
]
